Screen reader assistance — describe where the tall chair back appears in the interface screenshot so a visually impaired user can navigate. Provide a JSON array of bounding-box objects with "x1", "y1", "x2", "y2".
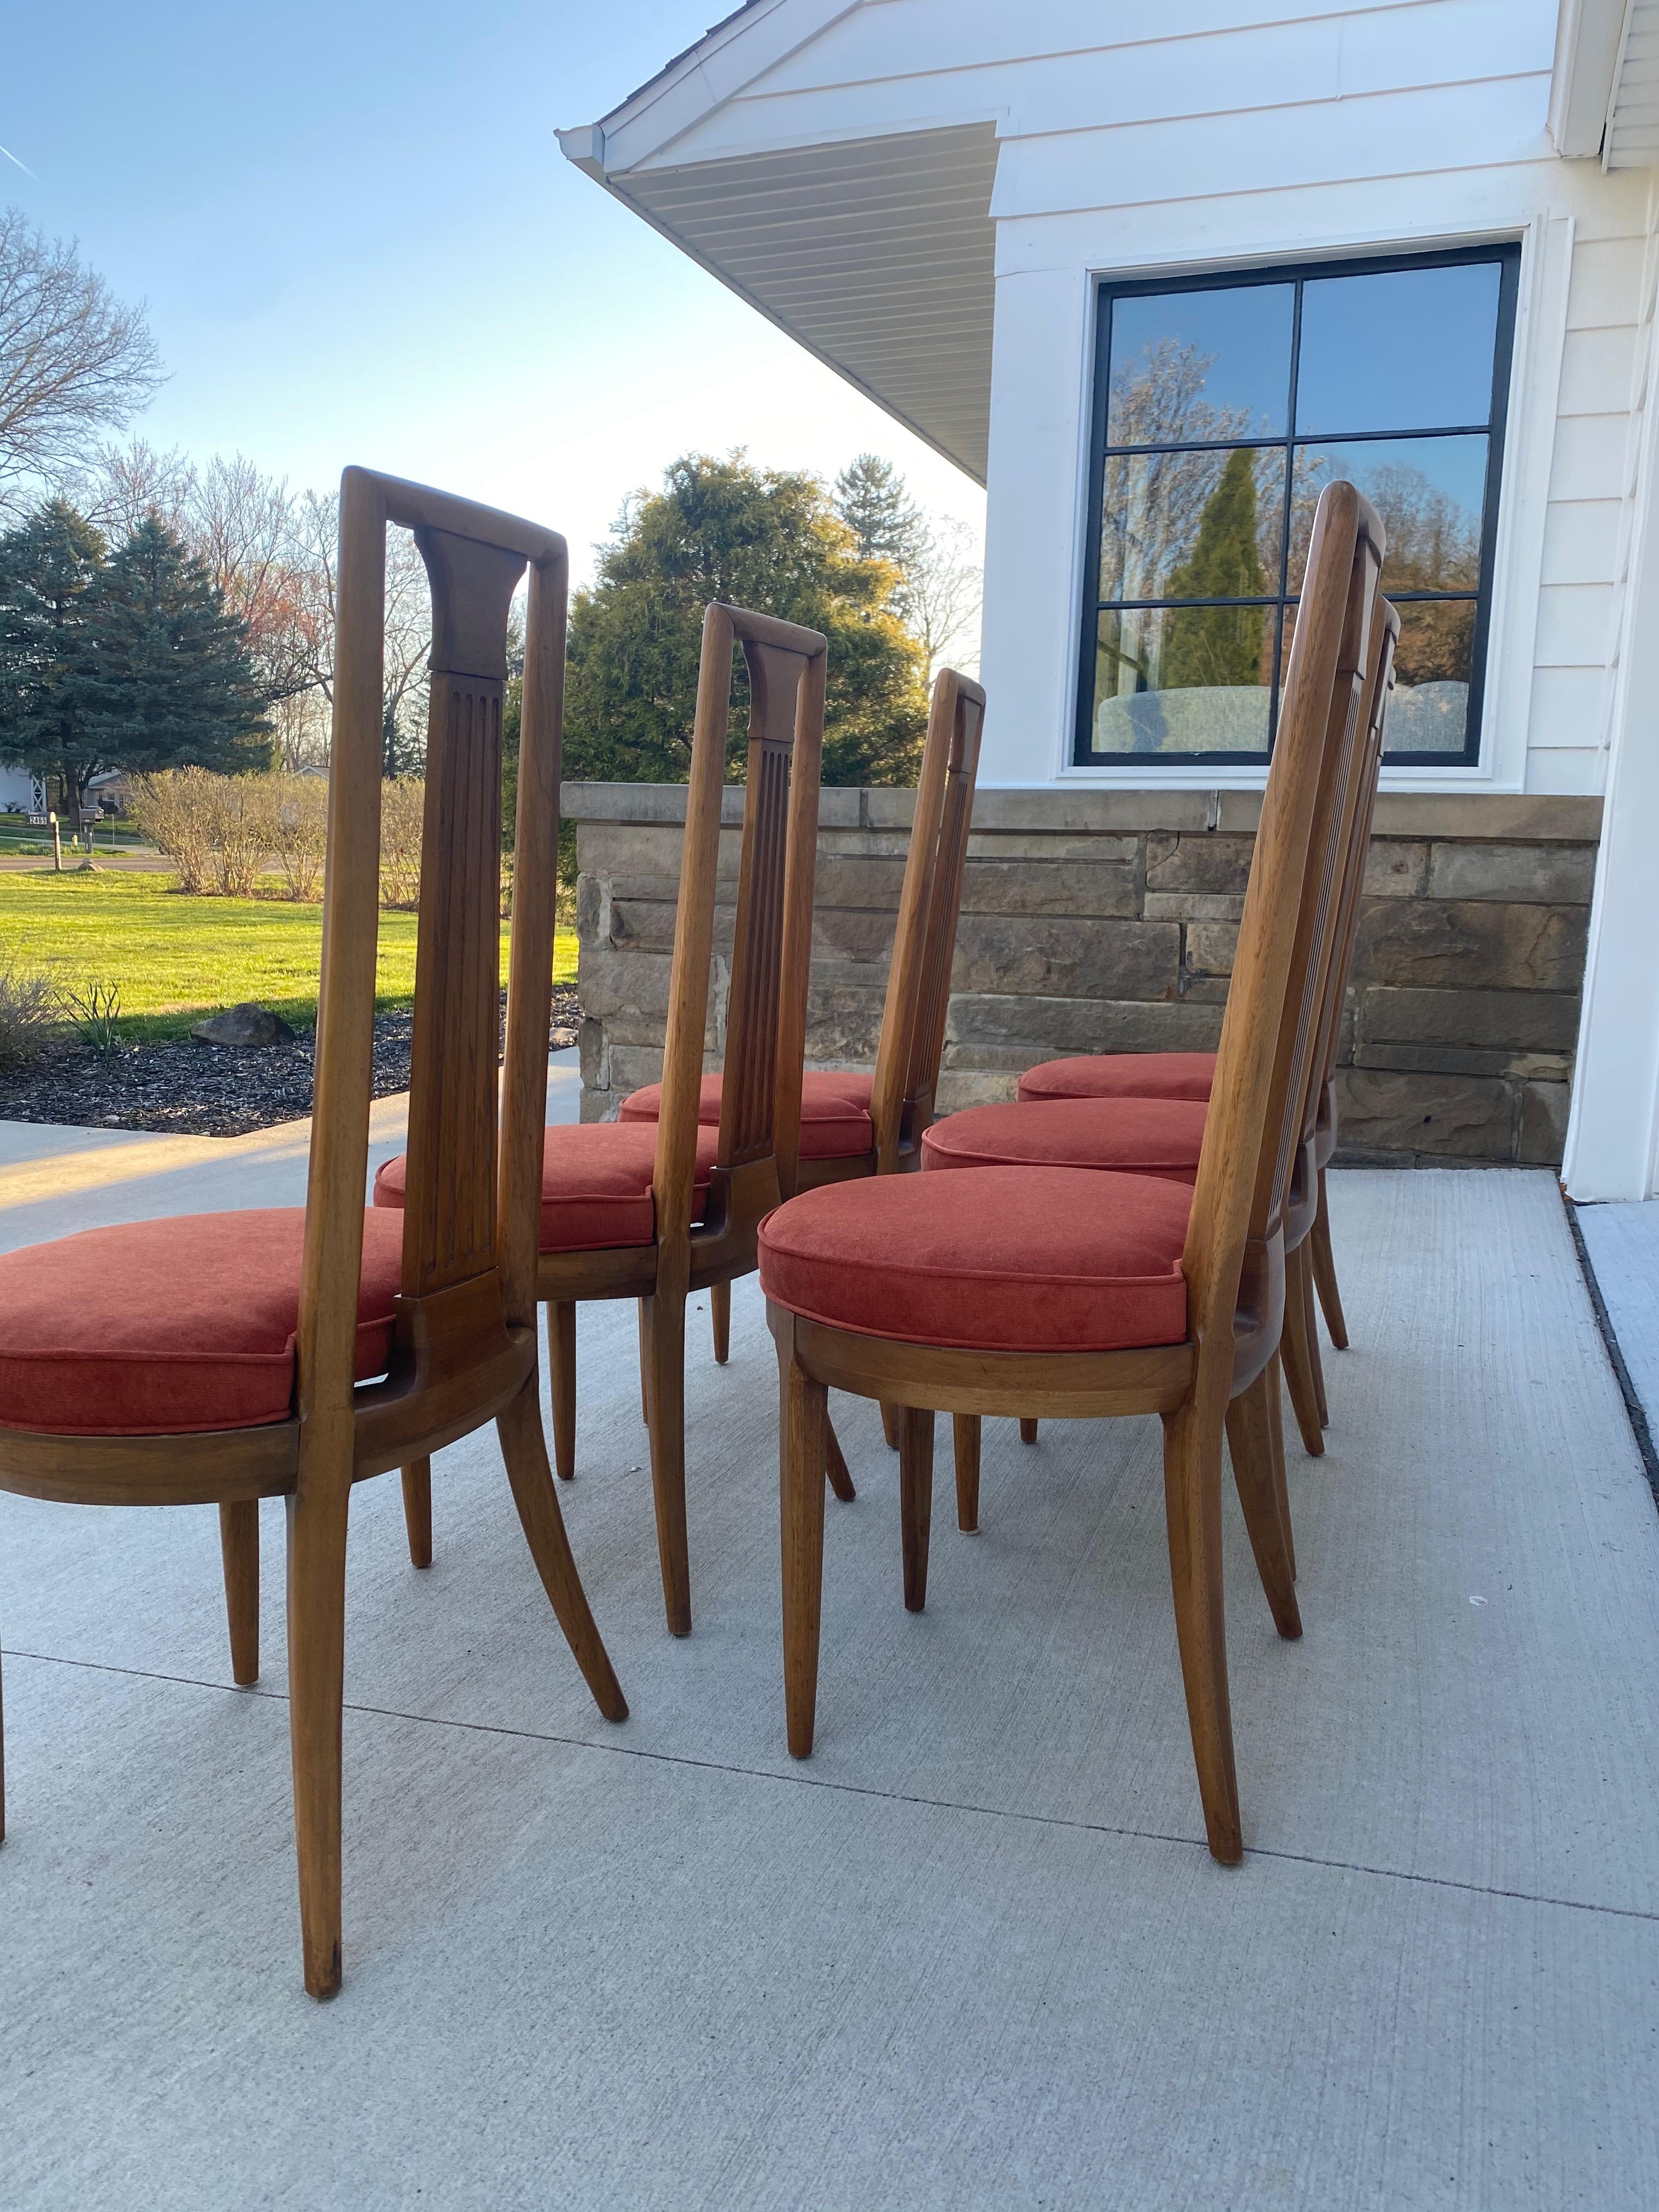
[
  {"x1": 868, "y1": 669, "x2": 986, "y2": 1171},
  {"x1": 1180, "y1": 482, "x2": 1385, "y2": 1383}
]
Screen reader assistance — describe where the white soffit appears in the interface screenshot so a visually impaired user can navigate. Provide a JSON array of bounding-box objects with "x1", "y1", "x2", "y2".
[
  {"x1": 1607, "y1": 1, "x2": 1659, "y2": 166},
  {"x1": 1551, "y1": 0, "x2": 1659, "y2": 166}
]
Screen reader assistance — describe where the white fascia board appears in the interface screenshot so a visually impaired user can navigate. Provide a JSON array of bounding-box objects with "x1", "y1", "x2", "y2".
[
  {"x1": 1550, "y1": 0, "x2": 1628, "y2": 157},
  {"x1": 558, "y1": 0, "x2": 864, "y2": 179}
]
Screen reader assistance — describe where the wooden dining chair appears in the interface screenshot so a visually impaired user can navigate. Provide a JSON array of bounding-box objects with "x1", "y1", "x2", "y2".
[
  {"x1": 616, "y1": 668, "x2": 986, "y2": 1335},
  {"x1": 1011, "y1": 622, "x2": 1401, "y2": 1368},
  {"x1": 0, "y1": 470, "x2": 626, "y2": 1996},
  {"x1": 924, "y1": 603, "x2": 1398, "y2": 1477},
  {"x1": 759, "y1": 481, "x2": 1385, "y2": 1861},
  {"x1": 382, "y1": 604, "x2": 828, "y2": 1637}
]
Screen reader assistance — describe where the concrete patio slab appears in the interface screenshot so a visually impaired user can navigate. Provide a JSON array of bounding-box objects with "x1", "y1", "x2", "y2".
[{"x1": 1, "y1": 1149, "x2": 1656, "y2": 2207}]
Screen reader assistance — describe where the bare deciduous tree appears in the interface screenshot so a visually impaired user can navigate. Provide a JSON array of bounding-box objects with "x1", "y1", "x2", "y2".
[
  {"x1": 905, "y1": 514, "x2": 983, "y2": 678},
  {"x1": 0, "y1": 208, "x2": 162, "y2": 515}
]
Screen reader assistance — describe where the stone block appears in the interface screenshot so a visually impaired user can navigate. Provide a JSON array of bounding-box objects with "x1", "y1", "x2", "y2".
[
  {"x1": 1520, "y1": 1080, "x2": 1571, "y2": 1166},
  {"x1": 958, "y1": 859, "x2": 1139, "y2": 917},
  {"x1": 814, "y1": 855, "x2": 911, "y2": 909},
  {"x1": 577, "y1": 946, "x2": 675, "y2": 1021},
  {"x1": 1353, "y1": 899, "x2": 1589, "y2": 994},
  {"x1": 1146, "y1": 833, "x2": 1255, "y2": 896},
  {"x1": 947, "y1": 914, "x2": 1179, "y2": 1001},
  {"x1": 1354, "y1": 1042, "x2": 1573, "y2": 1082},
  {"x1": 1357, "y1": 986, "x2": 1582, "y2": 1052},
  {"x1": 1426, "y1": 842, "x2": 1598, "y2": 904},
  {"x1": 934, "y1": 1070, "x2": 1022, "y2": 1113},
  {"x1": 1363, "y1": 841, "x2": 1427, "y2": 898},
  {"x1": 1185, "y1": 922, "x2": 1239, "y2": 979},
  {"x1": 1145, "y1": 891, "x2": 1245, "y2": 922},
  {"x1": 578, "y1": 1017, "x2": 607, "y2": 1091},
  {"x1": 810, "y1": 910, "x2": 896, "y2": 964},
  {"x1": 606, "y1": 1044, "x2": 665, "y2": 1097},
  {"x1": 578, "y1": 1090, "x2": 614, "y2": 1124},
  {"x1": 574, "y1": 872, "x2": 607, "y2": 945},
  {"x1": 805, "y1": 981, "x2": 886, "y2": 1062},
  {"x1": 966, "y1": 832, "x2": 1139, "y2": 864},
  {"x1": 1333, "y1": 1068, "x2": 1516, "y2": 1161},
  {"x1": 944, "y1": 994, "x2": 1223, "y2": 1062}
]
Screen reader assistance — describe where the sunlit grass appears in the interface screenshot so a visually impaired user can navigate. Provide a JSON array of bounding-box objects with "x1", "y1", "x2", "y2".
[{"x1": 0, "y1": 870, "x2": 577, "y2": 1043}]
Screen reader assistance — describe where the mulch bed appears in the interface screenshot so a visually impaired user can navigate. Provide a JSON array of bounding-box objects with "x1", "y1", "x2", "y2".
[{"x1": 0, "y1": 986, "x2": 582, "y2": 1139}]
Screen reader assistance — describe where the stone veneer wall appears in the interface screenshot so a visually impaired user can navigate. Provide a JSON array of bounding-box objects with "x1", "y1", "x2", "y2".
[{"x1": 566, "y1": 783, "x2": 1603, "y2": 1168}]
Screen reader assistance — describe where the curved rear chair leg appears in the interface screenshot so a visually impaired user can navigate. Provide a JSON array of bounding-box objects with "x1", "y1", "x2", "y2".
[
  {"x1": 1159, "y1": 1398, "x2": 1243, "y2": 1865},
  {"x1": 710, "y1": 1279, "x2": 731, "y2": 1365},
  {"x1": 952, "y1": 1414, "x2": 981, "y2": 1533},
  {"x1": 1019, "y1": 1419, "x2": 1039, "y2": 1446},
  {"x1": 1310, "y1": 1169, "x2": 1349, "y2": 1350},
  {"x1": 399, "y1": 1462, "x2": 432, "y2": 1567},
  {"x1": 285, "y1": 1456, "x2": 353, "y2": 1998},
  {"x1": 779, "y1": 1348, "x2": 829, "y2": 1758},
  {"x1": 545, "y1": 1301, "x2": 577, "y2": 1482},
  {"x1": 899, "y1": 1408, "x2": 935, "y2": 1612},
  {"x1": 1280, "y1": 1247, "x2": 1326, "y2": 1459},
  {"x1": 636, "y1": 1299, "x2": 651, "y2": 1426},
  {"x1": 218, "y1": 1498, "x2": 260, "y2": 1683},
  {"x1": 496, "y1": 1374, "x2": 627, "y2": 1720},
  {"x1": 1266, "y1": 1352, "x2": 1294, "y2": 1582},
  {"x1": 1301, "y1": 1252, "x2": 1329, "y2": 1427},
  {"x1": 645, "y1": 1290, "x2": 692, "y2": 1636},
  {"x1": 1223, "y1": 1375, "x2": 1301, "y2": 1639},
  {"x1": 880, "y1": 1402, "x2": 900, "y2": 1452},
  {"x1": 825, "y1": 1414, "x2": 856, "y2": 1502}
]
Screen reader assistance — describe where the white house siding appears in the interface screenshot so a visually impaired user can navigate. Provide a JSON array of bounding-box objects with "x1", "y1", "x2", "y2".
[{"x1": 619, "y1": 0, "x2": 1656, "y2": 798}]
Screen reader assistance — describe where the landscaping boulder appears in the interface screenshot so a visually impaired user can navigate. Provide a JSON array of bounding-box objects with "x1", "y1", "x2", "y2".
[{"x1": 190, "y1": 1002, "x2": 297, "y2": 1048}]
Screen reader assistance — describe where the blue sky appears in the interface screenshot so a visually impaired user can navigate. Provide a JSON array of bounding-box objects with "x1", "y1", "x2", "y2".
[{"x1": 5, "y1": 1, "x2": 984, "y2": 580}]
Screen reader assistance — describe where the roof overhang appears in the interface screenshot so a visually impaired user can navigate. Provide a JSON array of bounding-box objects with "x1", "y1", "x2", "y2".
[
  {"x1": 1550, "y1": 0, "x2": 1659, "y2": 167},
  {"x1": 559, "y1": 4, "x2": 997, "y2": 483}
]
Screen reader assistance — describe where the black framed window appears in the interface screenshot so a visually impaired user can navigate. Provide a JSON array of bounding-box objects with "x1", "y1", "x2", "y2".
[{"x1": 1076, "y1": 245, "x2": 1520, "y2": 768}]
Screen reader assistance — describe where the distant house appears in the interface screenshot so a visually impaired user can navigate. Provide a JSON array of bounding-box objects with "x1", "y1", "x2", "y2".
[{"x1": 562, "y1": 1, "x2": 1659, "y2": 1200}]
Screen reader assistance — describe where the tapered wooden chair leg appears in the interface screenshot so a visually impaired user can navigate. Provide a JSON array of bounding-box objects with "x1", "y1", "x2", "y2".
[
  {"x1": 899, "y1": 1408, "x2": 935, "y2": 1612},
  {"x1": 545, "y1": 1301, "x2": 577, "y2": 1481},
  {"x1": 1159, "y1": 1400, "x2": 1243, "y2": 1865},
  {"x1": 496, "y1": 1376, "x2": 628, "y2": 1720},
  {"x1": 399, "y1": 1462, "x2": 432, "y2": 1567},
  {"x1": 880, "y1": 1401, "x2": 900, "y2": 1451},
  {"x1": 710, "y1": 1279, "x2": 731, "y2": 1365},
  {"x1": 825, "y1": 1414, "x2": 856, "y2": 1502},
  {"x1": 1310, "y1": 1169, "x2": 1349, "y2": 1350},
  {"x1": 1301, "y1": 1251, "x2": 1329, "y2": 1427},
  {"x1": 1280, "y1": 1247, "x2": 1327, "y2": 1458},
  {"x1": 1019, "y1": 1419, "x2": 1039, "y2": 1446},
  {"x1": 218, "y1": 1498, "x2": 260, "y2": 1684},
  {"x1": 636, "y1": 1299, "x2": 651, "y2": 1426},
  {"x1": 285, "y1": 1466, "x2": 352, "y2": 1999},
  {"x1": 645, "y1": 1290, "x2": 693, "y2": 1635},
  {"x1": 952, "y1": 1413, "x2": 980, "y2": 1533},
  {"x1": 780, "y1": 1352, "x2": 828, "y2": 1758},
  {"x1": 1266, "y1": 1352, "x2": 1295, "y2": 1583},
  {"x1": 1223, "y1": 1376, "x2": 1301, "y2": 1639}
]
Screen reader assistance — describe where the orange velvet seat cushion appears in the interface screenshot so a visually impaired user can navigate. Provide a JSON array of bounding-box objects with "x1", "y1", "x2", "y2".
[
  {"x1": 1017, "y1": 1052, "x2": 1217, "y2": 1105},
  {"x1": 758, "y1": 1166, "x2": 1191, "y2": 1353},
  {"x1": 619, "y1": 1069, "x2": 874, "y2": 1161},
  {"x1": 0, "y1": 1207, "x2": 405, "y2": 1437},
  {"x1": 921, "y1": 1096, "x2": 1209, "y2": 1183},
  {"x1": 375, "y1": 1121, "x2": 721, "y2": 1254}
]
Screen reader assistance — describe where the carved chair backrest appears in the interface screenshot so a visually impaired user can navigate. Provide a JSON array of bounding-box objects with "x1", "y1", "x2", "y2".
[
  {"x1": 1304, "y1": 601, "x2": 1401, "y2": 1132},
  {"x1": 297, "y1": 470, "x2": 567, "y2": 1419},
  {"x1": 652, "y1": 605, "x2": 827, "y2": 1248},
  {"x1": 867, "y1": 669, "x2": 987, "y2": 1170},
  {"x1": 1180, "y1": 482, "x2": 1385, "y2": 1373}
]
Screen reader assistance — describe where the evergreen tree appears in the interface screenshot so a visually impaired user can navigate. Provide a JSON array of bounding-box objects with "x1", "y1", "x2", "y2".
[
  {"x1": 0, "y1": 498, "x2": 107, "y2": 816},
  {"x1": 80, "y1": 515, "x2": 270, "y2": 775},
  {"x1": 832, "y1": 452, "x2": 924, "y2": 578},
  {"x1": 1161, "y1": 449, "x2": 1267, "y2": 693},
  {"x1": 566, "y1": 453, "x2": 927, "y2": 788}
]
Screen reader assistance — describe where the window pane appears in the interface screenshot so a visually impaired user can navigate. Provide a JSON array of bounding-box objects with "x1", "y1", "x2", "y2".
[
  {"x1": 1383, "y1": 601, "x2": 1475, "y2": 755},
  {"x1": 1296, "y1": 262, "x2": 1503, "y2": 435},
  {"x1": 1107, "y1": 283, "x2": 1293, "y2": 447},
  {"x1": 1101, "y1": 445, "x2": 1286, "y2": 602},
  {"x1": 1088, "y1": 605, "x2": 1273, "y2": 757},
  {"x1": 1288, "y1": 437, "x2": 1487, "y2": 591}
]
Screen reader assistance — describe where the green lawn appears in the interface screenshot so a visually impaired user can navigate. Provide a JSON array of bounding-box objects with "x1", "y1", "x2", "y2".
[{"x1": 1, "y1": 870, "x2": 577, "y2": 1042}]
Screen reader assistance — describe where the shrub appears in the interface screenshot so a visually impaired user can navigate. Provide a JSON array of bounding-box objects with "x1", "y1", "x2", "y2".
[
  {"x1": 0, "y1": 962, "x2": 60, "y2": 1068},
  {"x1": 270, "y1": 774, "x2": 329, "y2": 901},
  {"x1": 207, "y1": 774, "x2": 279, "y2": 898},
  {"x1": 127, "y1": 767, "x2": 218, "y2": 893},
  {"x1": 380, "y1": 777, "x2": 425, "y2": 910}
]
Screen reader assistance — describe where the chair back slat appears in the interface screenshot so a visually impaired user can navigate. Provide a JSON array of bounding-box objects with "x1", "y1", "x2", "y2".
[
  {"x1": 905, "y1": 675, "x2": 986, "y2": 1134},
  {"x1": 1181, "y1": 482, "x2": 1384, "y2": 1363},
  {"x1": 298, "y1": 472, "x2": 567, "y2": 1406},
  {"x1": 653, "y1": 606, "x2": 827, "y2": 1244}
]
